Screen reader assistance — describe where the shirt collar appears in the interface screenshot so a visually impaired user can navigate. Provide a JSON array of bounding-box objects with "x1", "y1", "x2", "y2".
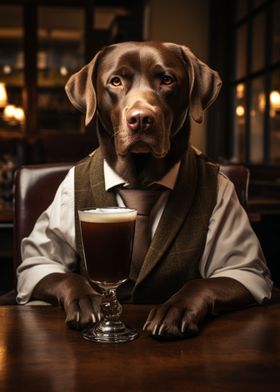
[{"x1": 104, "y1": 159, "x2": 180, "y2": 191}]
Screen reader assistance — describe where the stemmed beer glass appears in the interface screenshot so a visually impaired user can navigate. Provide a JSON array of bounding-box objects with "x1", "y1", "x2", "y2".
[{"x1": 78, "y1": 207, "x2": 138, "y2": 343}]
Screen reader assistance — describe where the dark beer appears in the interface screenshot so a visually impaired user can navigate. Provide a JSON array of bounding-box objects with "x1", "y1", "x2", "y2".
[{"x1": 79, "y1": 208, "x2": 136, "y2": 283}]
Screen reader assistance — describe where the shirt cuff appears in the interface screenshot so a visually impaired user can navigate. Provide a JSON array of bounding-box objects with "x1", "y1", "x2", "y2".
[
  {"x1": 16, "y1": 260, "x2": 69, "y2": 304},
  {"x1": 209, "y1": 269, "x2": 273, "y2": 304}
]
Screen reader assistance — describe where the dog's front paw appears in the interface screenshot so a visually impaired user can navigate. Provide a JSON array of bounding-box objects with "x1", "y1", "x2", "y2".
[
  {"x1": 143, "y1": 304, "x2": 200, "y2": 340},
  {"x1": 65, "y1": 294, "x2": 103, "y2": 330}
]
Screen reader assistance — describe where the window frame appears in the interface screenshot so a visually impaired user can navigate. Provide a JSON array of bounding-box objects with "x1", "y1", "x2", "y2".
[{"x1": 208, "y1": 0, "x2": 280, "y2": 165}]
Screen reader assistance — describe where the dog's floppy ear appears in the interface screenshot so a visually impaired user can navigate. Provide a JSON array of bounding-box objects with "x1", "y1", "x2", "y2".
[
  {"x1": 65, "y1": 51, "x2": 101, "y2": 126},
  {"x1": 181, "y1": 46, "x2": 222, "y2": 124}
]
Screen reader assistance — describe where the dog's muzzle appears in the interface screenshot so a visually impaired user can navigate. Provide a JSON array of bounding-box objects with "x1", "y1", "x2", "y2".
[{"x1": 115, "y1": 103, "x2": 171, "y2": 158}]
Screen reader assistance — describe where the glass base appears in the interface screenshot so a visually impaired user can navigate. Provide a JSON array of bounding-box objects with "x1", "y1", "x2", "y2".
[{"x1": 82, "y1": 319, "x2": 138, "y2": 343}]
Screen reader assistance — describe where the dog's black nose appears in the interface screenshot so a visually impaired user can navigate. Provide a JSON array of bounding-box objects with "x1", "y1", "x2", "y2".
[{"x1": 126, "y1": 109, "x2": 154, "y2": 132}]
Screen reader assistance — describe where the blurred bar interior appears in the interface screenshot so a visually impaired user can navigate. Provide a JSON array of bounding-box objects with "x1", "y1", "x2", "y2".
[{"x1": 0, "y1": 0, "x2": 279, "y2": 293}]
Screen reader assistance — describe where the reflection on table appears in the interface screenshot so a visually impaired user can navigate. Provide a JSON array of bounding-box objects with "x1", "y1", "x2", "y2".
[{"x1": 0, "y1": 302, "x2": 279, "y2": 391}]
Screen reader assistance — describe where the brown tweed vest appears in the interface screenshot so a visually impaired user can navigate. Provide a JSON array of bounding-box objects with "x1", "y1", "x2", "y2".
[{"x1": 74, "y1": 147, "x2": 218, "y2": 304}]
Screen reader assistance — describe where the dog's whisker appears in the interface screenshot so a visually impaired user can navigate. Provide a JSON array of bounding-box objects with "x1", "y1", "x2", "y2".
[{"x1": 112, "y1": 127, "x2": 121, "y2": 137}]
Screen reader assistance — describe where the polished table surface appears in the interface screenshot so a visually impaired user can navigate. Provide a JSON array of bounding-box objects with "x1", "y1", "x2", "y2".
[{"x1": 0, "y1": 303, "x2": 280, "y2": 391}]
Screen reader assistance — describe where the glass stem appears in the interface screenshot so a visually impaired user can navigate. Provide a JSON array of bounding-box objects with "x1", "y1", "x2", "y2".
[{"x1": 101, "y1": 288, "x2": 122, "y2": 322}]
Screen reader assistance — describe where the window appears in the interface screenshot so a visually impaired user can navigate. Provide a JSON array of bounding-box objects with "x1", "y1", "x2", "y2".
[
  {"x1": 0, "y1": 1, "x2": 145, "y2": 140},
  {"x1": 37, "y1": 7, "x2": 85, "y2": 133},
  {"x1": 231, "y1": 0, "x2": 280, "y2": 164},
  {"x1": 0, "y1": 5, "x2": 24, "y2": 132}
]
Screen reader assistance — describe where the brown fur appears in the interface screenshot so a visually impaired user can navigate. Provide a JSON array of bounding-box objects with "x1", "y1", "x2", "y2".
[{"x1": 66, "y1": 41, "x2": 221, "y2": 187}]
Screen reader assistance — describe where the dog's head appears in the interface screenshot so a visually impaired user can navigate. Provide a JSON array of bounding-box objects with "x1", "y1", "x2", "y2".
[{"x1": 66, "y1": 41, "x2": 221, "y2": 186}]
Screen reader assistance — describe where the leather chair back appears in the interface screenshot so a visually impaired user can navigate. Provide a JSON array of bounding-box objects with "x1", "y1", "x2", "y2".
[
  {"x1": 13, "y1": 163, "x2": 72, "y2": 271},
  {"x1": 220, "y1": 164, "x2": 250, "y2": 210}
]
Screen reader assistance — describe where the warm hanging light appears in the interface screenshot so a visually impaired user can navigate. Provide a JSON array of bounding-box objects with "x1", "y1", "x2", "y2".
[
  {"x1": 0, "y1": 82, "x2": 8, "y2": 108},
  {"x1": 3, "y1": 65, "x2": 12, "y2": 75},
  {"x1": 3, "y1": 104, "x2": 25, "y2": 125},
  {"x1": 3, "y1": 104, "x2": 16, "y2": 121},
  {"x1": 270, "y1": 90, "x2": 280, "y2": 118},
  {"x1": 258, "y1": 93, "x2": 266, "y2": 112},
  {"x1": 236, "y1": 83, "x2": 245, "y2": 99},
  {"x1": 270, "y1": 90, "x2": 280, "y2": 110},
  {"x1": 13, "y1": 107, "x2": 25, "y2": 123},
  {"x1": 236, "y1": 105, "x2": 245, "y2": 117},
  {"x1": 60, "y1": 66, "x2": 68, "y2": 76}
]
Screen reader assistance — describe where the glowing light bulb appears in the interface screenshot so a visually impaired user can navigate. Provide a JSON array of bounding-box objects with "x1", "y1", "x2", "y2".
[
  {"x1": 236, "y1": 105, "x2": 245, "y2": 117},
  {"x1": 0, "y1": 82, "x2": 8, "y2": 108}
]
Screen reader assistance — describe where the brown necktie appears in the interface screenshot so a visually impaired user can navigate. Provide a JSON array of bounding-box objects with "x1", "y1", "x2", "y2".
[{"x1": 118, "y1": 188, "x2": 164, "y2": 280}]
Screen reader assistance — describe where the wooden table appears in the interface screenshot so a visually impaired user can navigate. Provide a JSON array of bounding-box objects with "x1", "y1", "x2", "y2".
[{"x1": 0, "y1": 303, "x2": 279, "y2": 391}]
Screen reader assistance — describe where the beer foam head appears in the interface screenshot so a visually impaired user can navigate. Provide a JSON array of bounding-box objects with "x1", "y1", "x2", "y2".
[{"x1": 78, "y1": 208, "x2": 137, "y2": 223}]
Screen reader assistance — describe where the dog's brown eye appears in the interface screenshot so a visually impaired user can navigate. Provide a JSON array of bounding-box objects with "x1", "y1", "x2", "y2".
[
  {"x1": 110, "y1": 77, "x2": 122, "y2": 86},
  {"x1": 161, "y1": 75, "x2": 174, "y2": 85}
]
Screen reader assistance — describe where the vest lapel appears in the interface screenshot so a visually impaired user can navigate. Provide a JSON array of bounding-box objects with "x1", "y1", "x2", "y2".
[
  {"x1": 74, "y1": 149, "x2": 117, "y2": 270},
  {"x1": 135, "y1": 147, "x2": 198, "y2": 287},
  {"x1": 90, "y1": 149, "x2": 118, "y2": 207}
]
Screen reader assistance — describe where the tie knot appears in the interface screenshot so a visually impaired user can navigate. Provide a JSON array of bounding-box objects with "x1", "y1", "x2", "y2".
[{"x1": 118, "y1": 188, "x2": 164, "y2": 216}]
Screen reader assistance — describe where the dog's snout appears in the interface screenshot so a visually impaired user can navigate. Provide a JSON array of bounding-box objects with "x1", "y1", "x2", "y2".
[{"x1": 126, "y1": 109, "x2": 154, "y2": 132}]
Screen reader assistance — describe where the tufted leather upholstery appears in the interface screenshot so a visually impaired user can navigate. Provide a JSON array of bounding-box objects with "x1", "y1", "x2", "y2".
[
  {"x1": 220, "y1": 165, "x2": 250, "y2": 210},
  {"x1": 13, "y1": 163, "x2": 72, "y2": 271}
]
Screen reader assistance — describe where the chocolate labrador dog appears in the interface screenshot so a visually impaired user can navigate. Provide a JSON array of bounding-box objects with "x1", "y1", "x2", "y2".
[
  {"x1": 66, "y1": 41, "x2": 219, "y2": 187},
  {"x1": 32, "y1": 41, "x2": 254, "y2": 339}
]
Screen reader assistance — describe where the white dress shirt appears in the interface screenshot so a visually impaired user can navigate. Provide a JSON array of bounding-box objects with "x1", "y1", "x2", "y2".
[{"x1": 17, "y1": 159, "x2": 273, "y2": 305}]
